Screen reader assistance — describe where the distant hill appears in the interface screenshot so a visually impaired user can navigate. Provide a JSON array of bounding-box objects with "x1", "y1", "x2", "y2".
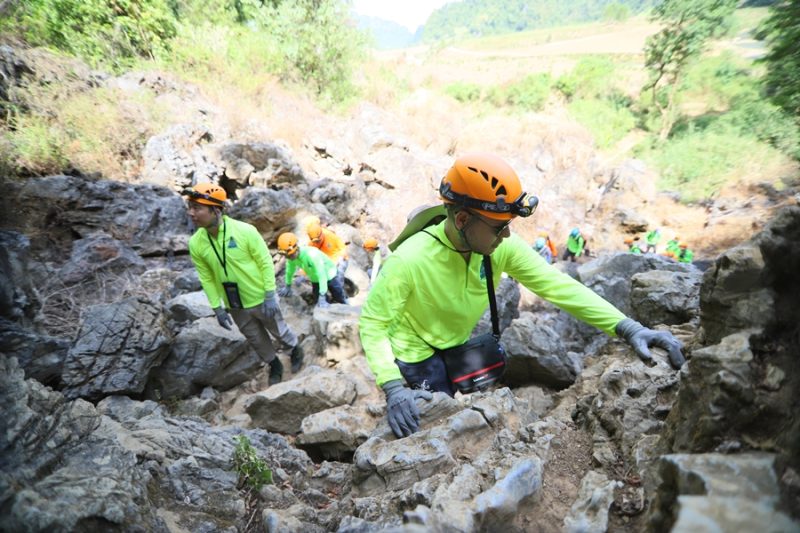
[
  {"x1": 354, "y1": 15, "x2": 421, "y2": 50},
  {"x1": 422, "y1": 0, "x2": 655, "y2": 41}
]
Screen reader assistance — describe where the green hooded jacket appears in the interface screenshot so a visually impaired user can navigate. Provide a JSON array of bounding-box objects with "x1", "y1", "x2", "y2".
[{"x1": 359, "y1": 220, "x2": 626, "y2": 386}]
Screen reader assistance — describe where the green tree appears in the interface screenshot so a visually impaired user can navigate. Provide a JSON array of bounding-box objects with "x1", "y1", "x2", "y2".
[
  {"x1": 757, "y1": 0, "x2": 800, "y2": 118},
  {"x1": 0, "y1": 0, "x2": 178, "y2": 70},
  {"x1": 603, "y1": 2, "x2": 631, "y2": 22},
  {"x1": 643, "y1": 0, "x2": 737, "y2": 140}
]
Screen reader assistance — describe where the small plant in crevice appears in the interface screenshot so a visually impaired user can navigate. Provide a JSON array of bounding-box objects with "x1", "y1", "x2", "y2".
[{"x1": 232, "y1": 435, "x2": 273, "y2": 492}]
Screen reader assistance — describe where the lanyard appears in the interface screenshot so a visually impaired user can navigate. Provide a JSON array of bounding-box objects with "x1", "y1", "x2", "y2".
[{"x1": 207, "y1": 221, "x2": 228, "y2": 278}]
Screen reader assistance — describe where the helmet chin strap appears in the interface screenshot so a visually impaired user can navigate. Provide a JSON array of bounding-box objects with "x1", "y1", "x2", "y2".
[{"x1": 457, "y1": 217, "x2": 479, "y2": 254}]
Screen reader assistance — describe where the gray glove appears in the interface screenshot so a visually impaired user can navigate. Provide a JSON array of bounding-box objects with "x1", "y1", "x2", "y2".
[
  {"x1": 213, "y1": 306, "x2": 233, "y2": 330},
  {"x1": 382, "y1": 380, "x2": 433, "y2": 438},
  {"x1": 316, "y1": 294, "x2": 330, "y2": 308},
  {"x1": 262, "y1": 290, "x2": 279, "y2": 319},
  {"x1": 278, "y1": 285, "x2": 292, "y2": 298},
  {"x1": 616, "y1": 318, "x2": 685, "y2": 369}
]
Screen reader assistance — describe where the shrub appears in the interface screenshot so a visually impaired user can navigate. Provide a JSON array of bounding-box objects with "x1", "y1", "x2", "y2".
[
  {"x1": 679, "y1": 52, "x2": 760, "y2": 109},
  {"x1": 1, "y1": 86, "x2": 167, "y2": 178},
  {"x1": 1, "y1": 114, "x2": 67, "y2": 175},
  {"x1": 488, "y1": 73, "x2": 552, "y2": 111},
  {"x1": 711, "y1": 97, "x2": 800, "y2": 159},
  {"x1": 445, "y1": 82, "x2": 482, "y2": 103},
  {"x1": 556, "y1": 55, "x2": 618, "y2": 101},
  {"x1": 232, "y1": 435, "x2": 272, "y2": 491},
  {"x1": 1, "y1": 0, "x2": 178, "y2": 70},
  {"x1": 568, "y1": 98, "x2": 636, "y2": 148},
  {"x1": 637, "y1": 130, "x2": 787, "y2": 202}
]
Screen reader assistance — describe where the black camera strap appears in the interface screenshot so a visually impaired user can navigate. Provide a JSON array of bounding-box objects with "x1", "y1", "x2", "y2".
[
  {"x1": 482, "y1": 254, "x2": 500, "y2": 338},
  {"x1": 207, "y1": 222, "x2": 228, "y2": 277},
  {"x1": 420, "y1": 230, "x2": 501, "y2": 339}
]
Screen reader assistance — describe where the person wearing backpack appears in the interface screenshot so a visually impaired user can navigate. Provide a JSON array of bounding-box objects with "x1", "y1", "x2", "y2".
[{"x1": 359, "y1": 153, "x2": 687, "y2": 438}]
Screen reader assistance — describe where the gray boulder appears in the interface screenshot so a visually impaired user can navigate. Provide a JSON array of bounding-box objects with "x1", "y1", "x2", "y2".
[
  {"x1": 700, "y1": 242, "x2": 774, "y2": 345},
  {"x1": 62, "y1": 297, "x2": 171, "y2": 401},
  {"x1": 660, "y1": 332, "x2": 757, "y2": 453},
  {"x1": 146, "y1": 316, "x2": 258, "y2": 399},
  {"x1": 227, "y1": 187, "x2": 298, "y2": 238},
  {"x1": 630, "y1": 269, "x2": 702, "y2": 326},
  {"x1": 563, "y1": 470, "x2": 621, "y2": 533},
  {"x1": 0, "y1": 231, "x2": 37, "y2": 321},
  {"x1": 58, "y1": 232, "x2": 146, "y2": 284},
  {"x1": 0, "y1": 318, "x2": 68, "y2": 386},
  {"x1": 218, "y1": 142, "x2": 306, "y2": 188},
  {"x1": 502, "y1": 312, "x2": 583, "y2": 388},
  {"x1": 311, "y1": 304, "x2": 363, "y2": 366},
  {"x1": 0, "y1": 357, "x2": 165, "y2": 532},
  {"x1": 577, "y1": 252, "x2": 693, "y2": 317},
  {"x1": 648, "y1": 453, "x2": 797, "y2": 532},
  {"x1": 141, "y1": 123, "x2": 219, "y2": 190},
  {"x1": 4, "y1": 175, "x2": 191, "y2": 260},
  {"x1": 165, "y1": 290, "x2": 213, "y2": 324},
  {"x1": 245, "y1": 366, "x2": 359, "y2": 435},
  {"x1": 296, "y1": 404, "x2": 378, "y2": 461},
  {"x1": 308, "y1": 178, "x2": 368, "y2": 226}
]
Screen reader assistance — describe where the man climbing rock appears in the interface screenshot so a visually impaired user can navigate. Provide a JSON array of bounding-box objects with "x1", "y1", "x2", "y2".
[
  {"x1": 184, "y1": 183, "x2": 304, "y2": 382},
  {"x1": 277, "y1": 232, "x2": 348, "y2": 307},
  {"x1": 359, "y1": 153, "x2": 686, "y2": 438}
]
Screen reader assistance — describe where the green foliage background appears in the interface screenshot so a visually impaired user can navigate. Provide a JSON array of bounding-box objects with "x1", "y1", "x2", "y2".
[{"x1": 423, "y1": 0, "x2": 654, "y2": 41}]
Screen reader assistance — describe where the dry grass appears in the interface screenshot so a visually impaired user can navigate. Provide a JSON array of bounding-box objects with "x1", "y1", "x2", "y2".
[{"x1": 36, "y1": 270, "x2": 154, "y2": 340}]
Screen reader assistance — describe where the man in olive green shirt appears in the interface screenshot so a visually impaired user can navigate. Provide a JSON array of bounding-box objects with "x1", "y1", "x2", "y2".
[
  {"x1": 359, "y1": 154, "x2": 686, "y2": 438},
  {"x1": 185, "y1": 183, "x2": 304, "y2": 383}
]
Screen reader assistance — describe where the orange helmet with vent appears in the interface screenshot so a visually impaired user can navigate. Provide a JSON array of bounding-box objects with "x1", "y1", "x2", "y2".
[
  {"x1": 277, "y1": 233, "x2": 299, "y2": 256},
  {"x1": 363, "y1": 237, "x2": 379, "y2": 251},
  {"x1": 184, "y1": 183, "x2": 227, "y2": 207},
  {"x1": 439, "y1": 153, "x2": 538, "y2": 221},
  {"x1": 307, "y1": 222, "x2": 323, "y2": 241}
]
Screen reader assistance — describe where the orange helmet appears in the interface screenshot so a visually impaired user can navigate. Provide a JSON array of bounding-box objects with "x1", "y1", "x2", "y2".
[
  {"x1": 307, "y1": 222, "x2": 323, "y2": 241},
  {"x1": 277, "y1": 233, "x2": 299, "y2": 256},
  {"x1": 184, "y1": 182, "x2": 226, "y2": 207},
  {"x1": 439, "y1": 153, "x2": 538, "y2": 221},
  {"x1": 624, "y1": 237, "x2": 633, "y2": 245},
  {"x1": 363, "y1": 237, "x2": 379, "y2": 251},
  {"x1": 679, "y1": 242, "x2": 688, "y2": 249}
]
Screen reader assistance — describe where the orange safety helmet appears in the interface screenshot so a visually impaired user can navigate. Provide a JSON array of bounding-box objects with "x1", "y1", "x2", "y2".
[
  {"x1": 307, "y1": 221, "x2": 323, "y2": 241},
  {"x1": 439, "y1": 153, "x2": 538, "y2": 221},
  {"x1": 277, "y1": 233, "x2": 299, "y2": 256},
  {"x1": 184, "y1": 182, "x2": 227, "y2": 207},
  {"x1": 363, "y1": 237, "x2": 379, "y2": 251},
  {"x1": 679, "y1": 242, "x2": 688, "y2": 249},
  {"x1": 624, "y1": 237, "x2": 634, "y2": 245}
]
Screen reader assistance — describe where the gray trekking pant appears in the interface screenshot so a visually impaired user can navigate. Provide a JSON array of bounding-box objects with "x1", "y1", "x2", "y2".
[{"x1": 230, "y1": 304, "x2": 298, "y2": 363}]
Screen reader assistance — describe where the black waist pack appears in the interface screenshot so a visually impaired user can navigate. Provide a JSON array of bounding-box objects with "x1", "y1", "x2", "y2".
[{"x1": 438, "y1": 333, "x2": 507, "y2": 394}]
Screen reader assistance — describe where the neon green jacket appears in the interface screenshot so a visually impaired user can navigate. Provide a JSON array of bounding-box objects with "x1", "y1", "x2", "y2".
[
  {"x1": 189, "y1": 215, "x2": 276, "y2": 309},
  {"x1": 678, "y1": 249, "x2": 694, "y2": 263},
  {"x1": 359, "y1": 220, "x2": 627, "y2": 386},
  {"x1": 666, "y1": 239, "x2": 680, "y2": 253},
  {"x1": 284, "y1": 246, "x2": 336, "y2": 293},
  {"x1": 646, "y1": 231, "x2": 661, "y2": 245},
  {"x1": 567, "y1": 234, "x2": 585, "y2": 255},
  {"x1": 629, "y1": 244, "x2": 642, "y2": 255}
]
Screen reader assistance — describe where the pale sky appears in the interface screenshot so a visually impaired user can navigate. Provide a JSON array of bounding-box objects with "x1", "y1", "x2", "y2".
[{"x1": 352, "y1": 0, "x2": 456, "y2": 31}]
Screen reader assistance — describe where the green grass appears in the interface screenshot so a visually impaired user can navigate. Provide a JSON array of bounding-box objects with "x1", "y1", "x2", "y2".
[
  {"x1": 451, "y1": 16, "x2": 649, "y2": 51},
  {"x1": 569, "y1": 98, "x2": 636, "y2": 148},
  {"x1": 637, "y1": 131, "x2": 788, "y2": 202}
]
